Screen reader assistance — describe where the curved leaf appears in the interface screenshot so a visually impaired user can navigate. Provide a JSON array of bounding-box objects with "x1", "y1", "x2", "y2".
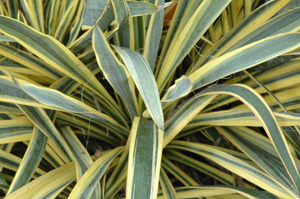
[
  {"x1": 189, "y1": 33, "x2": 300, "y2": 90},
  {"x1": 93, "y1": 26, "x2": 138, "y2": 118},
  {"x1": 167, "y1": 141, "x2": 297, "y2": 199},
  {"x1": 113, "y1": 46, "x2": 164, "y2": 130},
  {"x1": 68, "y1": 147, "x2": 123, "y2": 199},
  {"x1": 5, "y1": 162, "x2": 75, "y2": 199}
]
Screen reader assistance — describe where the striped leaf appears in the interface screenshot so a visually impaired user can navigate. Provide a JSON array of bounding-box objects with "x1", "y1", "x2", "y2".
[
  {"x1": 167, "y1": 141, "x2": 298, "y2": 199},
  {"x1": 93, "y1": 26, "x2": 138, "y2": 118},
  {"x1": 127, "y1": 1, "x2": 156, "y2": 17},
  {"x1": 67, "y1": 0, "x2": 86, "y2": 45},
  {"x1": 156, "y1": 0, "x2": 231, "y2": 91},
  {"x1": 105, "y1": 170, "x2": 127, "y2": 198},
  {"x1": 217, "y1": 126, "x2": 298, "y2": 195},
  {"x1": 19, "y1": 0, "x2": 41, "y2": 31},
  {"x1": 159, "y1": 167, "x2": 178, "y2": 199},
  {"x1": 191, "y1": 0, "x2": 289, "y2": 70},
  {"x1": 163, "y1": 95, "x2": 215, "y2": 147},
  {"x1": 113, "y1": 46, "x2": 164, "y2": 130},
  {"x1": 0, "y1": 117, "x2": 32, "y2": 144},
  {"x1": 127, "y1": 117, "x2": 163, "y2": 199},
  {"x1": 6, "y1": 0, "x2": 18, "y2": 18},
  {"x1": 69, "y1": 3, "x2": 114, "y2": 54},
  {"x1": 105, "y1": 140, "x2": 130, "y2": 192},
  {"x1": 17, "y1": 105, "x2": 73, "y2": 162},
  {"x1": 189, "y1": 33, "x2": 300, "y2": 90},
  {"x1": 0, "y1": 35, "x2": 15, "y2": 42},
  {"x1": 162, "y1": 76, "x2": 192, "y2": 103},
  {"x1": 198, "y1": 84, "x2": 300, "y2": 191},
  {"x1": 60, "y1": 126, "x2": 100, "y2": 199},
  {"x1": 165, "y1": 150, "x2": 236, "y2": 186},
  {"x1": 0, "y1": 16, "x2": 124, "y2": 120},
  {"x1": 157, "y1": 186, "x2": 278, "y2": 199},
  {"x1": 0, "y1": 42, "x2": 62, "y2": 80},
  {"x1": 162, "y1": 157, "x2": 199, "y2": 186},
  {"x1": 0, "y1": 172, "x2": 9, "y2": 192},
  {"x1": 68, "y1": 146, "x2": 123, "y2": 199},
  {"x1": 111, "y1": 0, "x2": 129, "y2": 28},
  {"x1": 187, "y1": 109, "x2": 300, "y2": 128},
  {"x1": 0, "y1": 76, "x2": 129, "y2": 136},
  {"x1": 82, "y1": 0, "x2": 107, "y2": 27},
  {"x1": 224, "y1": 6, "x2": 300, "y2": 54},
  {"x1": 5, "y1": 162, "x2": 76, "y2": 199},
  {"x1": 6, "y1": 128, "x2": 47, "y2": 194},
  {"x1": 142, "y1": 0, "x2": 164, "y2": 71},
  {"x1": 54, "y1": 0, "x2": 80, "y2": 42},
  {"x1": 28, "y1": 0, "x2": 44, "y2": 32}
]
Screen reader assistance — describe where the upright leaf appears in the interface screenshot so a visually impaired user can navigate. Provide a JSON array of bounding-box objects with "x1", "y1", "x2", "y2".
[
  {"x1": 93, "y1": 26, "x2": 138, "y2": 118},
  {"x1": 113, "y1": 46, "x2": 164, "y2": 130},
  {"x1": 156, "y1": 0, "x2": 231, "y2": 91},
  {"x1": 127, "y1": 117, "x2": 163, "y2": 199}
]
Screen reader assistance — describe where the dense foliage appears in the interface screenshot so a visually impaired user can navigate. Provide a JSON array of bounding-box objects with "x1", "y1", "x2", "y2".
[{"x1": 0, "y1": 0, "x2": 300, "y2": 198}]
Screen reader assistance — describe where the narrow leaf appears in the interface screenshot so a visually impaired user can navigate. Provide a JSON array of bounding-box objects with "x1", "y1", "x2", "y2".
[
  {"x1": 93, "y1": 26, "x2": 138, "y2": 118},
  {"x1": 113, "y1": 46, "x2": 164, "y2": 130},
  {"x1": 68, "y1": 147, "x2": 123, "y2": 199},
  {"x1": 127, "y1": 117, "x2": 163, "y2": 199}
]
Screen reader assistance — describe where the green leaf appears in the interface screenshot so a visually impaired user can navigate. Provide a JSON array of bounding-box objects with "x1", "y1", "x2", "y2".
[
  {"x1": 199, "y1": 84, "x2": 300, "y2": 191},
  {"x1": 5, "y1": 162, "x2": 75, "y2": 199},
  {"x1": 159, "y1": 167, "x2": 178, "y2": 199},
  {"x1": 156, "y1": 0, "x2": 231, "y2": 91},
  {"x1": 0, "y1": 16, "x2": 124, "y2": 121},
  {"x1": 60, "y1": 126, "x2": 100, "y2": 199},
  {"x1": 167, "y1": 141, "x2": 297, "y2": 199},
  {"x1": 217, "y1": 126, "x2": 298, "y2": 196},
  {"x1": 93, "y1": 26, "x2": 138, "y2": 118},
  {"x1": 113, "y1": 46, "x2": 164, "y2": 130},
  {"x1": 189, "y1": 33, "x2": 300, "y2": 90},
  {"x1": 127, "y1": 117, "x2": 163, "y2": 199},
  {"x1": 6, "y1": 128, "x2": 47, "y2": 194},
  {"x1": 68, "y1": 147, "x2": 123, "y2": 199},
  {"x1": 82, "y1": 0, "x2": 107, "y2": 27},
  {"x1": 127, "y1": 1, "x2": 156, "y2": 17}
]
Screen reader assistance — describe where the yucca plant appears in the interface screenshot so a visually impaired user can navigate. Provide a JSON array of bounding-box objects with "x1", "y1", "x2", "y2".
[{"x1": 0, "y1": 0, "x2": 300, "y2": 198}]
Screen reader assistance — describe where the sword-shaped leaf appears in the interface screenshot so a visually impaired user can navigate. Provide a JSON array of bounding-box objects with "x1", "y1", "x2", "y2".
[
  {"x1": 113, "y1": 46, "x2": 164, "y2": 130},
  {"x1": 189, "y1": 33, "x2": 300, "y2": 90},
  {"x1": 0, "y1": 16, "x2": 124, "y2": 120},
  {"x1": 68, "y1": 147, "x2": 123, "y2": 199},
  {"x1": 6, "y1": 128, "x2": 47, "y2": 194},
  {"x1": 60, "y1": 126, "x2": 100, "y2": 199},
  {"x1": 0, "y1": 76, "x2": 128, "y2": 136},
  {"x1": 156, "y1": 0, "x2": 231, "y2": 91},
  {"x1": 167, "y1": 141, "x2": 298, "y2": 199},
  {"x1": 93, "y1": 26, "x2": 138, "y2": 118},
  {"x1": 5, "y1": 162, "x2": 75, "y2": 199},
  {"x1": 126, "y1": 117, "x2": 163, "y2": 199}
]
